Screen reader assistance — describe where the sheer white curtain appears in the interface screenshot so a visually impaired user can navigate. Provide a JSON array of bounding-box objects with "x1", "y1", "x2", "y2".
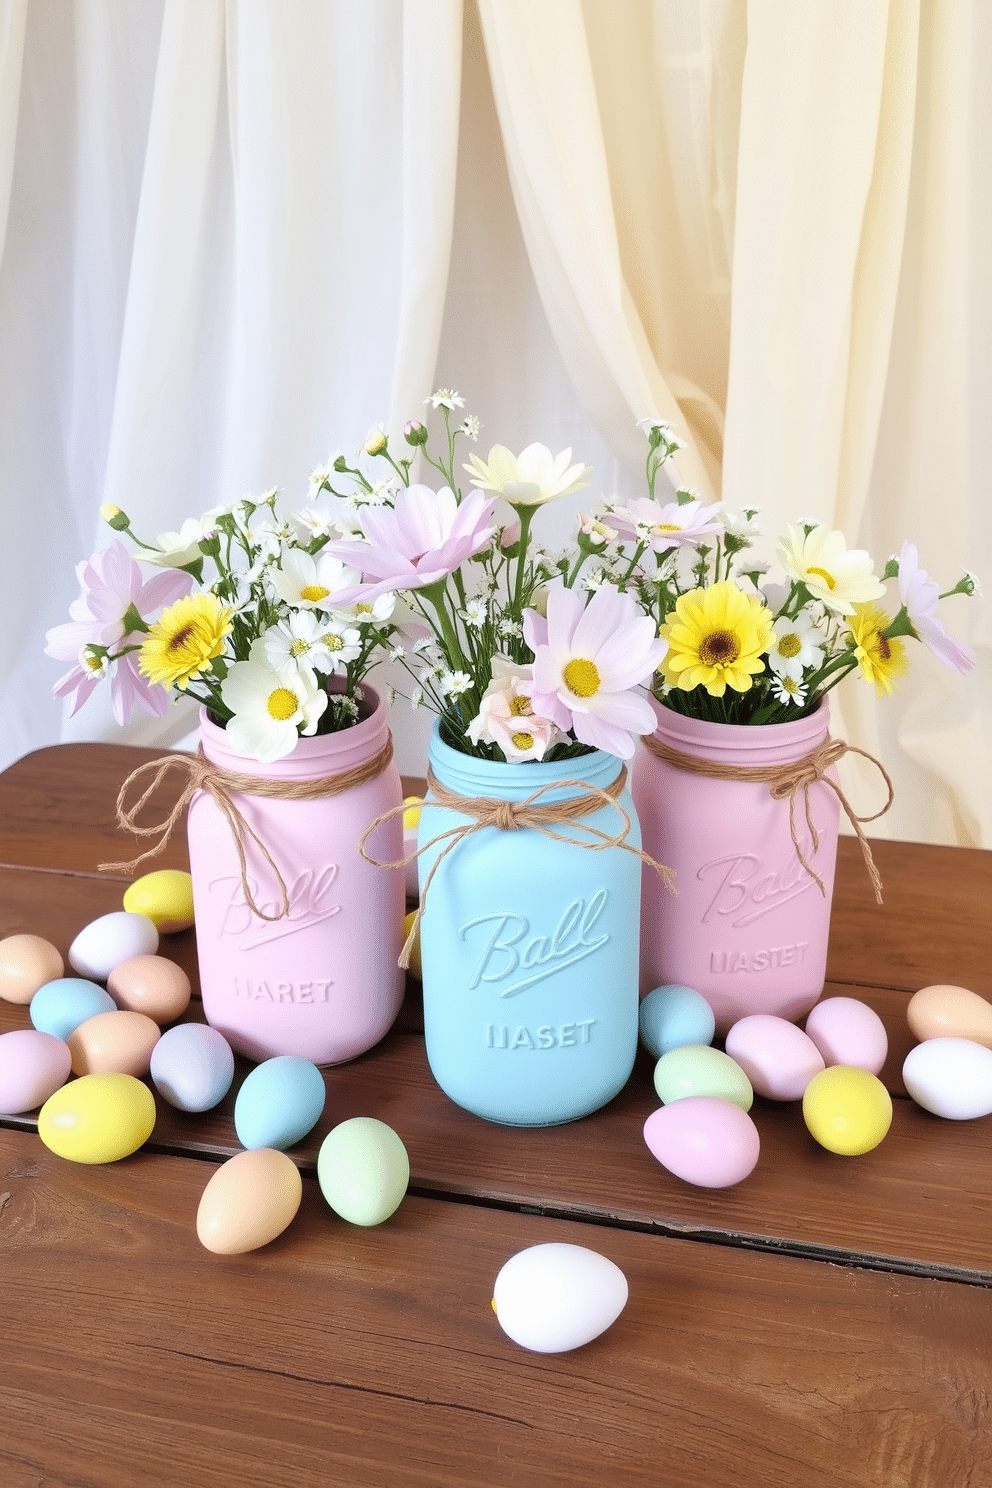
[{"x1": 0, "y1": 0, "x2": 987, "y2": 843}]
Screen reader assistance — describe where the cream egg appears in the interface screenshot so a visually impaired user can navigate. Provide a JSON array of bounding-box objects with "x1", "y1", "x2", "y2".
[
  {"x1": 0, "y1": 934, "x2": 64, "y2": 1004},
  {"x1": 492, "y1": 1243, "x2": 628, "y2": 1353},
  {"x1": 725, "y1": 1014, "x2": 825, "y2": 1100},
  {"x1": 67, "y1": 1009, "x2": 161, "y2": 1077},
  {"x1": 68, "y1": 912, "x2": 159, "y2": 981},
  {"x1": 196, "y1": 1148, "x2": 303, "y2": 1254},
  {"x1": 107, "y1": 954, "x2": 191, "y2": 1023},
  {"x1": 907, "y1": 984, "x2": 992, "y2": 1050}
]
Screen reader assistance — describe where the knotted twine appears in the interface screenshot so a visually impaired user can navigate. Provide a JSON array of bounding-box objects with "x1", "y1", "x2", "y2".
[
  {"x1": 639, "y1": 731, "x2": 894, "y2": 903},
  {"x1": 100, "y1": 736, "x2": 395, "y2": 922},
  {"x1": 359, "y1": 763, "x2": 677, "y2": 970}
]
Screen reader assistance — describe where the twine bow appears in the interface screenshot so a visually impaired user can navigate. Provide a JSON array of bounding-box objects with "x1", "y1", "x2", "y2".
[
  {"x1": 360, "y1": 762, "x2": 676, "y2": 969},
  {"x1": 639, "y1": 732, "x2": 894, "y2": 902},
  {"x1": 100, "y1": 736, "x2": 394, "y2": 922}
]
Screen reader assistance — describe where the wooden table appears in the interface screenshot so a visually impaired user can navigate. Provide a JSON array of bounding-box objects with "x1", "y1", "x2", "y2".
[{"x1": 1, "y1": 743, "x2": 991, "y2": 1488}]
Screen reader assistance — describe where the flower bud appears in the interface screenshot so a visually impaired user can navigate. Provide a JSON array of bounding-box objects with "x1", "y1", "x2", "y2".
[
  {"x1": 100, "y1": 503, "x2": 130, "y2": 531},
  {"x1": 404, "y1": 420, "x2": 428, "y2": 447},
  {"x1": 364, "y1": 426, "x2": 388, "y2": 457}
]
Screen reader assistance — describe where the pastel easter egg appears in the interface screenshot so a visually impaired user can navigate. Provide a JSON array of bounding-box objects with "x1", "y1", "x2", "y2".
[
  {"x1": 38, "y1": 1072, "x2": 156, "y2": 1163},
  {"x1": 902, "y1": 1038, "x2": 992, "y2": 1119},
  {"x1": 653, "y1": 1044, "x2": 753, "y2": 1111},
  {"x1": 639, "y1": 984, "x2": 716, "y2": 1059},
  {"x1": 67, "y1": 1009, "x2": 161, "y2": 1077},
  {"x1": 150, "y1": 1023, "x2": 235, "y2": 1112},
  {"x1": 234, "y1": 1055, "x2": 326, "y2": 1150},
  {"x1": 122, "y1": 869, "x2": 195, "y2": 934},
  {"x1": 492, "y1": 1243, "x2": 628, "y2": 1353},
  {"x1": 196, "y1": 1147, "x2": 303, "y2": 1254},
  {"x1": 643, "y1": 1097, "x2": 760, "y2": 1188},
  {"x1": 68, "y1": 912, "x2": 159, "y2": 981},
  {"x1": 802, "y1": 1066, "x2": 893, "y2": 1155},
  {"x1": 725, "y1": 1014, "x2": 825, "y2": 1100},
  {"x1": 0, "y1": 1029, "x2": 72, "y2": 1114},
  {"x1": 804, "y1": 997, "x2": 888, "y2": 1074},
  {"x1": 907, "y1": 984, "x2": 992, "y2": 1050},
  {"x1": 317, "y1": 1117, "x2": 410, "y2": 1226},
  {"x1": 30, "y1": 977, "x2": 117, "y2": 1040},
  {"x1": 402, "y1": 909, "x2": 422, "y2": 980},
  {"x1": 0, "y1": 934, "x2": 65, "y2": 1004},
  {"x1": 107, "y1": 954, "x2": 191, "y2": 1023}
]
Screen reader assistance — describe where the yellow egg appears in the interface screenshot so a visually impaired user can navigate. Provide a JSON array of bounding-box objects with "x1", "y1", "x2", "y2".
[
  {"x1": 402, "y1": 909, "x2": 422, "y2": 980},
  {"x1": 802, "y1": 1066, "x2": 892, "y2": 1156},
  {"x1": 402, "y1": 795, "x2": 424, "y2": 832},
  {"x1": 122, "y1": 870, "x2": 195, "y2": 934},
  {"x1": 38, "y1": 1072, "x2": 156, "y2": 1163},
  {"x1": 196, "y1": 1148, "x2": 303, "y2": 1254}
]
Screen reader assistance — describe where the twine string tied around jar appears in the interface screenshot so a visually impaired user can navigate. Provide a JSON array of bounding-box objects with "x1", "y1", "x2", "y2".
[
  {"x1": 100, "y1": 736, "x2": 395, "y2": 922},
  {"x1": 359, "y1": 762, "x2": 677, "y2": 970},
  {"x1": 639, "y1": 732, "x2": 893, "y2": 903}
]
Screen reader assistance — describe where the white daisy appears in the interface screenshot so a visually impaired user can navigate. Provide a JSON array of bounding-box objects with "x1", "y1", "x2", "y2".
[
  {"x1": 427, "y1": 388, "x2": 464, "y2": 411},
  {"x1": 767, "y1": 611, "x2": 825, "y2": 681},
  {"x1": 260, "y1": 612, "x2": 355, "y2": 678},
  {"x1": 220, "y1": 642, "x2": 327, "y2": 763},
  {"x1": 777, "y1": 524, "x2": 885, "y2": 616},
  {"x1": 770, "y1": 674, "x2": 807, "y2": 707},
  {"x1": 459, "y1": 597, "x2": 488, "y2": 628},
  {"x1": 340, "y1": 592, "x2": 396, "y2": 627},
  {"x1": 439, "y1": 670, "x2": 472, "y2": 697},
  {"x1": 143, "y1": 516, "x2": 212, "y2": 569},
  {"x1": 271, "y1": 548, "x2": 361, "y2": 609}
]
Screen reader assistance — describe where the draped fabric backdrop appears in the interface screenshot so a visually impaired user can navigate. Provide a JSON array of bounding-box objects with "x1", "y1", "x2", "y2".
[{"x1": 0, "y1": 0, "x2": 987, "y2": 844}]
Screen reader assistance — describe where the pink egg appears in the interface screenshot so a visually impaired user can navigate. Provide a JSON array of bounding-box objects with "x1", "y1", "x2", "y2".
[
  {"x1": 804, "y1": 997, "x2": 888, "y2": 1073},
  {"x1": 0, "y1": 1028, "x2": 72, "y2": 1114},
  {"x1": 643, "y1": 1097, "x2": 760, "y2": 1188},
  {"x1": 724, "y1": 1014, "x2": 825, "y2": 1100}
]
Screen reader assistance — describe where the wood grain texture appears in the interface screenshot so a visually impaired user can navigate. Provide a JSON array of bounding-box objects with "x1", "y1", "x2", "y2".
[{"x1": 2, "y1": 1128, "x2": 990, "y2": 1488}]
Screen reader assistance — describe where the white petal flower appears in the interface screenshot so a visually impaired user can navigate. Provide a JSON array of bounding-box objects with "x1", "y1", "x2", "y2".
[
  {"x1": 220, "y1": 642, "x2": 328, "y2": 762},
  {"x1": 271, "y1": 548, "x2": 362, "y2": 609},
  {"x1": 143, "y1": 516, "x2": 211, "y2": 569},
  {"x1": 463, "y1": 443, "x2": 590, "y2": 508},
  {"x1": 428, "y1": 388, "x2": 464, "y2": 411},
  {"x1": 777, "y1": 524, "x2": 886, "y2": 616},
  {"x1": 767, "y1": 611, "x2": 826, "y2": 681},
  {"x1": 770, "y1": 674, "x2": 807, "y2": 706},
  {"x1": 260, "y1": 611, "x2": 358, "y2": 678},
  {"x1": 439, "y1": 670, "x2": 472, "y2": 697}
]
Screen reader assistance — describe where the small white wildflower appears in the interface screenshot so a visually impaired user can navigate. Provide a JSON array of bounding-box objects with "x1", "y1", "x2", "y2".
[
  {"x1": 439, "y1": 669, "x2": 472, "y2": 697},
  {"x1": 412, "y1": 636, "x2": 434, "y2": 656},
  {"x1": 723, "y1": 508, "x2": 762, "y2": 538},
  {"x1": 410, "y1": 686, "x2": 424, "y2": 709},
  {"x1": 389, "y1": 643, "x2": 406, "y2": 662},
  {"x1": 459, "y1": 414, "x2": 480, "y2": 439},
  {"x1": 583, "y1": 567, "x2": 607, "y2": 591},
  {"x1": 384, "y1": 685, "x2": 397, "y2": 706},
  {"x1": 427, "y1": 388, "x2": 464, "y2": 411},
  {"x1": 770, "y1": 674, "x2": 807, "y2": 706},
  {"x1": 742, "y1": 557, "x2": 771, "y2": 576},
  {"x1": 459, "y1": 597, "x2": 488, "y2": 628},
  {"x1": 497, "y1": 619, "x2": 522, "y2": 639}
]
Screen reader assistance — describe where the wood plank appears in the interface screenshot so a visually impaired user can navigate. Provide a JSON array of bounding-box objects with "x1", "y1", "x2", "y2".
[
  {"x1": 3, "y1": 980, "x2": 990, "y2": 1282},
  {"x1": 1, "y1": 1128, "x2": 989, "y2": 1488}
]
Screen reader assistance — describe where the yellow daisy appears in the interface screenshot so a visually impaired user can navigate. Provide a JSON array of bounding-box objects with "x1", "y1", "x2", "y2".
[
  {"x1": 139, "y1": 593, "x2": 232, "y2": 690},
  {"x1": 847, "y1": 603, "x2": 908, "y2": 697},
  {"x1": 660, "y1": 581, "x2": 775, "y2": 697}
]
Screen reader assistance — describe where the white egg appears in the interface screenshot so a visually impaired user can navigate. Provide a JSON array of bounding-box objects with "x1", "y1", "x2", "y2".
[
  {"x1": 491, "y1": 1243, "x2": 628, "y2": 1353},
  {"x1": 68, "y1": 912, "x2": 159, "y2": 981},
  {"x1": 902, "y1": 1037, "x2": 992, "y2": 1119}
]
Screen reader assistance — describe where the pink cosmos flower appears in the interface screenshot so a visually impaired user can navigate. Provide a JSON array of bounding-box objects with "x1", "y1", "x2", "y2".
[
  {"x1": 523, "y1": 584, "x2": 667, "y2": 759},
  {"x1": 898, "y1": 540, "x2": 975, "y2": 674},
  {"x1": 46, "y1": 539, "x2": 193, "y2": 723},
  {"x1": 466, "y1": 656, "x2": 567, "y2": 762},
  {"x1": 609, "y1": 495, "x2": 724, "y2": 554},
  {"x1": 326, "y1": 484, "x2": 498, "y2": 603}
]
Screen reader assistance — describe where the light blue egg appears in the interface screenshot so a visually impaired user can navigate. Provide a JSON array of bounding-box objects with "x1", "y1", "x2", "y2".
[
  {"x1": 150, "y1": 1023, "x2": 235, "y2": 1112},
  {"x1": 639, "y1": 984, "x2": 716, "y2": 1059},
  {"x1": 234, "y1": 1055, "x2": 326, "y2": 1151},
  {"x1": 30, "y1": 978, "x2": 117, "y2": 1041}
]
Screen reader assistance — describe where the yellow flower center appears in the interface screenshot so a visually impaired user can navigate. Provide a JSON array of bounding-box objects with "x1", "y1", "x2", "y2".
[
  {"x1": 806, "y1": 566, "x2": 835, "y2": 590},
  {"x1": 289, "y1": 638, "x2": 310, "y2": 656},
  {"x1": 355, "y1": 603, "x2": 372, "y2": 615},
  {"x1": 780, "y1": 675, "x2": 800, "y2": 694},
  {"x1": 777, "y1": 632, "x2": 802, "y2": 658},
  {"x1": 267, "y1": 687, "x2": 299, "y2": 721},
  {"x1": 563, "y1": 658, "x2": 600, "y2": 697},
  {"x1": 83, "y1": 651, "x2": 103, "y2": 673},
  {"x1": 301, "y1": 584, "x2": 330, "y2": 602},
  {"x1": 511, "y1": 731, "x2": 534, "y2": 751},
  {"x1": 653, "y1": 523, "x2": 682, "y2": 532},
  {"x1": 326, "y1": 633, "x2": 343, "y2": 651},
  {"x1": 509, "y1": 695, "x2": 531, "y2": 716},
  {"x1": 698, "y1": 629, "x2": 741, "y2": 667}
]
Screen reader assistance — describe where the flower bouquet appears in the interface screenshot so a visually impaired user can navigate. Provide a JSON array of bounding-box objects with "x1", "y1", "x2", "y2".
[{"x1": 46, "y1": 489, "x2": 407, "y2": 1064}]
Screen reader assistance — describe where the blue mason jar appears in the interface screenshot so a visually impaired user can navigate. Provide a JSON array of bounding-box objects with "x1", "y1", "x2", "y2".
[{"x1": 417, "y1": 722, "x2": 641, "y2": 1126}]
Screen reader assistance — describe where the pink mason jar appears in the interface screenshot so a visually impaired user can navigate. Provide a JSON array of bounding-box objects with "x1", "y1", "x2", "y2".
[
  {"x1": 187, "y1": 688, "x2": 404, "y2": 1063},
  {"x1": 631, "y1": 697, "x2": 840, "y2": 1031}
]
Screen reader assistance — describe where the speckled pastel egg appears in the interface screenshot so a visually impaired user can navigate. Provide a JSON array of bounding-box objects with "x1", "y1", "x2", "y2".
[
  {"x1": 638, "y1": 984, "x2": 715, "y2": 1059},
  {"x1": 67, "y1": 1009, "x2": 161, "y2": 1077},
  {"x1": 38, "y1": 1071, "x2": 156, "y2": 1163},
  {"x1": 802, "y1": 1066, "x2": 893, "y2": 1154},
  {"x1": 233, "y1": 1055, "x2": 326, "y2": 1150},
  {"x1": 653, "y1": 1044, "x2": 754, "y2": 1111},
  {"x1": 108, "y1": 954, "x2": 191, "y2": 1023},
  {"x1": 0, "y1": 1029, "x2": 72, "y2": 1114},
  {"x1": 0, "y1": 934, "x2": 64, "y2": 1004},
  {"x1": 196, "y1": 1147, "x2": 303, "y2": 1254},
  {"x1": 122, "y1": 869, "x2": 195, "y2": 934},
  {"x1": 907, "y1": 984, "x2": 992, "y2": 1051},
  {"x1": 725, "y1": 1014, "x2": 825, "y2": 1100},
  {"x1": 902, "y1": 1038, "x2": 992, "y2": 1119},
  {"x1": 804, "y1": 997, "x2": 888, "y2": 1074},
  {"x1": 643, "y1": 1097, "x2": 761, "y2": 1187},
  {"x1": 317, "y1": 1117, "x2": 410, "y2": 1226},
  {"x1": 68, "y1": 912, "x2": 159, "y2": 981},
  {"x1": 149, "y1": 1023, "x2": 235, "y2": 1112},
  {"x1": 30, "y1": 977, "x2": 117, "y2": 1040},
  {"x1": 492, "y1": 1243, "x2": 628, "y2": 1353}
]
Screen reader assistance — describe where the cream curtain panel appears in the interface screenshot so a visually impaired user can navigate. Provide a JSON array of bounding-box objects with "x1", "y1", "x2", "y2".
[{"x1": 0, "y1": 0, "x2": 987, "y2": 845}]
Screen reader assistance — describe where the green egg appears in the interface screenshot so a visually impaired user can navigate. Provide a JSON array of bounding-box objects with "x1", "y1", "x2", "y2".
[
  {"x1": 317, "y1": 1117, "x2": 410, "y2": 1226},
  {"x1": 653, "y1": 1044, "x2": 754, "y2": 1111}
]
